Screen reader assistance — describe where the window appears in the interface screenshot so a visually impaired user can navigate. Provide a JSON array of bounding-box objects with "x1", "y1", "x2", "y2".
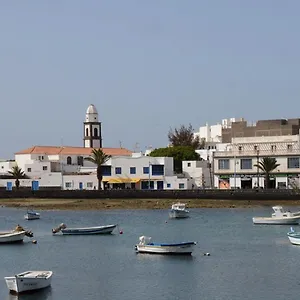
[
  {"x1": 86, "y1": 128, "x2": 89, "y2": 136},
  {"x1": 238, "y1": 146, "x2": 243, "y2": 151},
  {"x1": 27, "y1": 168, "x2": 31, "y2": 172},
  {"x1": 187, "y1": 163, "x2": 191, "y2": 167},
  {"x1": 287, "y1": 144, "x2": 293, "y2": 151},
  {"x1": 101, "y1": 166, "x2": 111, "y2": 176},
  {"x1": 288, "y1": 157, "x2": 300, "y2": 169},
  {"x1": 240, "y1": 159, "x2": 252, "y2": 169},
  {"x1": 143, "y1": 167, "x2": 149, "y2": 174},
  {"x1": 151, "y1": 165, "x2": 164, "y2": 176},
  {"x1": 42, "y1": 166, "x2": 47, "y2": 171},
  {"x1": 77, "y1": 156, "x2": 84, "y2": 166},
  {"x1": 218, "y1": 159, "x2": 230, "y2": 170},
  {"x1": 65, "y1": 182, "x2": 72, "y2": 188},
  {"x1": 94, "y1": 128, "x2": 98, "y2": 137},
  {"x1": 87, "y1": 182, "x2": 93, "y2": 188},
  {"x1": 167, "y1": 183, "x2": 171, "y2": 188},
  {"x1": 271, "y1": 145, "x2": 276, "y2": 152},
  {"x1": 254, "y1": 145, "x2": 258, "y2": 151},
  {"x1": 115, "y1": 167, "x2": 122, "y2": 174},
  {"x1": 179, "y1": 183, "x2": 185, "y2": 189},
  {"x1": 1, "y1": 166, "x2": 3, "y2": 169},
  {"x1": 67, "y1": 156, "x2": 72, "y2": 165},
  {"x1": 130, "y1": 167, "x2": 136, "y2": 174}
]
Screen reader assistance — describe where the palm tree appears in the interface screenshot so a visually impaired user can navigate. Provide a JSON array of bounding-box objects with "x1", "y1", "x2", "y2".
[
  {"x1": 84, "y1": 149, "x2": 111, "y2": 190},
  {"x1": 8, "y1": 165, "x2": 25, "y2": 189},
  {"x1": 254, "y1": 157, "x2": 280, "y2": 189}
]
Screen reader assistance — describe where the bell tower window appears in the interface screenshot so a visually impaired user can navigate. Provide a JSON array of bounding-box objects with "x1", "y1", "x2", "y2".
[
  {"x1": 94, "y1": 128, "x2": 98, "y2": 137},
  {"x1": 86, "y1": 128, "x2": 89, "y2": 136}
]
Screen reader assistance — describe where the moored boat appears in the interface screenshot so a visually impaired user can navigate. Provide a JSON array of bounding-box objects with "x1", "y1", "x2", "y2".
[
  {"x1": 0, "y1": 225, "x2": 33, "y2": 244},
  {"x1": 252, "y1": 206, "x2": 300, "y2": 225},
  {"x1": 52, "y1": 223, "x2": 117, "y2": 235},
  {"x1": 24, "y1": 209, "x2": 40, "y2": 220},
  {"x1": 5, "y1": 270, "x2": 52, "y2": 293},
  {"x1": 135, "y1": 236, "x2": 196, "y2": 255},
  {"x1": 287, "y1": 227, "x2": 300, "y2": 245},
  {"x1": 169, "y1": 202, "x2": 189, "y2": 219}
]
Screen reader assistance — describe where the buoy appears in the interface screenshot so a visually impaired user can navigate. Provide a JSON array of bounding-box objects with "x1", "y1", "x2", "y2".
[
  {"x1": 32, "y1": 240, "x2": 37, "y2": 244},
  {"x1": 119, "y1": 230, "x2": 123, "y2": 234},
  {"x1": 204, "y1": 252, "x2": 210, "y2": 256},
  {"x1": 165, "y1": 221, "x2": 168, "y2": 223}
]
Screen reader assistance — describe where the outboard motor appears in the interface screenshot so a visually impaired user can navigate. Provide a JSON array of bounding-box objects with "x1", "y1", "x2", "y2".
[{"x1": 52, "y1": 223, "x2": 67, "y2": 234}]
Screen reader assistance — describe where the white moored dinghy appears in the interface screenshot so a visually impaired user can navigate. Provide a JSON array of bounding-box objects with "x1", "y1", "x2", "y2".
[
  {"x1": 5, "y1": 270, "x2": 53, "y2": 293},
  {"x1": 135, "y1": 236, "x2": 196, "y2": 255},
  {"x1": 24, "y1": 209, "x2": 40, "y2": 220},
  {"x1": 0, "y1": 225, "x2": 33, "y2": 244},
  {"x1": 252, "y1": 206, "x2": 300, "y2": 225},
  {"x1": 287, "y1": 227, "x2": 300, "y2": 245}
]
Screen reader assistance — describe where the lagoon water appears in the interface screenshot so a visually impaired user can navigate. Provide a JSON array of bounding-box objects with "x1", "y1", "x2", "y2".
[{"x1": 0, "y1": 206, "x2": 300, "y2": 300}]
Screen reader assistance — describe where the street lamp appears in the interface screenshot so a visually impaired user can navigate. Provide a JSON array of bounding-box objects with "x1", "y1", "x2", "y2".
[{"x1": 148, "y1": 158, "x2": 151, "y2": 190}]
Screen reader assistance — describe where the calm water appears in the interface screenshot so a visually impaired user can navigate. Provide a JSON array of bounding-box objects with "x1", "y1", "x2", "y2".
[{"x1": 0, "y1": 205, "x2": 300, "y2": 300}]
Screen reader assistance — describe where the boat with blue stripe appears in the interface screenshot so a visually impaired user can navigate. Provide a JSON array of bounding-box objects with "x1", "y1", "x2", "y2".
[
  {"x1": 52, "y1": 223, "x2": 117, "y2": 235},
  {"x1": 135, "y1": 236, "x2": 196, "y2": 255}
]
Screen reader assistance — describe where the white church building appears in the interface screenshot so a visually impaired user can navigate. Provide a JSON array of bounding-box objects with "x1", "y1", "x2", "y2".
[{"x1": 0, "y1": 104, "x2": 210, "y2": 190}]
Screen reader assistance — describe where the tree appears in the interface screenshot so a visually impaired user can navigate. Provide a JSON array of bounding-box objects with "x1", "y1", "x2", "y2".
[
  {"x1": 149, "y1": 146, "x2": 201, "y2": 173},
  {"x1": 254, "y1": 157, "x2": 280, "y2": 189},
  {"x1": 84, "y1": 149, "x2": 111, "y2": 190},
  {"x1": 168, "y1": 124, "x2": 204, "y2": 150},
  {"x1": 8, "y1": 165, "x2": 25, "y2": 189}
]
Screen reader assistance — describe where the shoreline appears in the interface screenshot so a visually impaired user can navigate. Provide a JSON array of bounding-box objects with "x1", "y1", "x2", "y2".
[{"x1": 1, "y1": 198, "x2": 300, "y2": 210}]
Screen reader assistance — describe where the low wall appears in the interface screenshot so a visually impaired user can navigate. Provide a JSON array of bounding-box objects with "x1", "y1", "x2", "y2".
[{"x1": 1, "y1": 189, "x2": 300, "y2": 200}]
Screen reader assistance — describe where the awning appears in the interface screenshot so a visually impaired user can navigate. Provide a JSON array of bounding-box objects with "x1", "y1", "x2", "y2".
[{"x1": 106, "y1": 178, "x2": 141, "y2": 184}]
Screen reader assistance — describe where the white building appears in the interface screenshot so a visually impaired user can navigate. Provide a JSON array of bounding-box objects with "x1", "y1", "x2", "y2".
[{"x1": 213, "y1": 134, "x2": 300, "y2": 189}]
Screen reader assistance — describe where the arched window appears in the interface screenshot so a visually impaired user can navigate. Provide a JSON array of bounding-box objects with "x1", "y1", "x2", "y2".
[
  {"x1": 67, "y1": 156, "x2": 72, "y2": 165},
  {"x1": 85, "y1": 128, "x2": 89, "y2": 136},
  {"x1": 94, "y1": 127, "x2": 98, "y2": 137}
]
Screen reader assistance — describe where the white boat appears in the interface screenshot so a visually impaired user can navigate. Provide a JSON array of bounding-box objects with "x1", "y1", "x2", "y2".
[
  {"x1": 24, "y1": 209, "x2": 40, "y2": 220},
  {"x1": 135, "y1": 236, "x2": 196, "y2": 255},
  {"x1": 169, "y1": 202, "x2": 189, "y2": 218},
  {"x1": 252, "y1": 206, "x2": 300, "y2": 225},
  {"x1": 287, "y1": 227, "x2": 300, "y2": 245},
  {"x1": 5, "y1": 270, "x2": 52, "y2": 293},
  {"x1": 52, "y1": 223, "x2": 117, "y2": 235},
  {"x1": 0, "y1": 225, "x2": 33, "y2": 244}
]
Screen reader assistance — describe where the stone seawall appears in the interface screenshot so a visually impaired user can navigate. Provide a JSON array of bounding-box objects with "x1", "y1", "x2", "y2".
[{"x1": 1, "y1": 189, "x2": 300, "y2": 200}]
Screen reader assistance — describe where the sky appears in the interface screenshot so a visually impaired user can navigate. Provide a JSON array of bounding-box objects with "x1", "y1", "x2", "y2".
[{"x1": 0, "y1": 1, "x2": 300, "y2": 159}]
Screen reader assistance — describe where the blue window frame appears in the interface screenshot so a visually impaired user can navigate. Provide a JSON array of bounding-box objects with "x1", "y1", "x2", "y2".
[
  {"x1": 288, "y1": 157, "x2": 300, "y2": 168},
  {"x1": 167, "y1": 183, "x2": 171, "y2": 188},
  {"x1": 115, "y1": 167, "x2": 122, "y2": 175},
  {"x1": 130, "y1": 167, "x2": 136, "y2": 174},
  {"x1": 151, "y1": 165, "x2": 164, "y2": 176},
  {"x1": 143, "y1": 167, "x2": 149, "y2": 174},
  {"x1": 240, "y1": 159, "x2": 252, "y2": 170},
  {"x1": 179, "y1": 183, "x2": 185, "y2": 189},
  {"x1": 101, "y1": 166, "x2": 111, "y2": 176},
  {"x1": 218, "y1": 159, "x2": 229, "y2": 170}
]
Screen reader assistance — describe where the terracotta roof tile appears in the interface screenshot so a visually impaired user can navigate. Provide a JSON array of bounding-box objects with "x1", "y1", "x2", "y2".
[{"x1": 15, "y1": 146, "x2": 132, "y2": 156}]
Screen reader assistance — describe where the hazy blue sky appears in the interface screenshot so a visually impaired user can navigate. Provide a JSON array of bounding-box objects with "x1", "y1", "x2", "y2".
[{"x1": 1, "y1": 1, "x2": 299, "y2": 158}]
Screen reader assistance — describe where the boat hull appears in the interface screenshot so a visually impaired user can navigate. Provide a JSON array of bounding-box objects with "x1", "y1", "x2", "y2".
[
  {"x1": 169, "y1": 210, "x2": 189, "y2": 219},
  {"x1": 0, "y1": 231, "x2": 25, "y2": 243},
  {"x1": 61, "y1": 224, "x2": 117, "y2": 235},
  {"x1": 252, "y1": 217, "x2": 300, "y2": 225},
  {"x1": 287, "y1": 233, "x2": 300, "y2": 245},
  {"x1": 5, "y1": 271, "x2": 52, "y2": 293},
  {"x1": 136, "y1": 242, "x2": 196, "y2": 255}
]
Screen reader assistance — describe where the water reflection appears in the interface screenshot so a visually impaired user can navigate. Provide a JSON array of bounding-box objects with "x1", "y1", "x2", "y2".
[{"x1": 6, "y1": 287, "x2": 52, "y2": 300}]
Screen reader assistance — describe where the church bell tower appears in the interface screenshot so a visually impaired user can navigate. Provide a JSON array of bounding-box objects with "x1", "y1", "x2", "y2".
[{"x1": 83, "y1": 104, "x2": 102, "y2": 148}]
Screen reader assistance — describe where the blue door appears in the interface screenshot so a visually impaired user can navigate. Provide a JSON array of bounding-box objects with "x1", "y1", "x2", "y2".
[
  {"x1": 6, "y1": 182, "x2": 12, "y2": 191},
  {"x1": 31, "y1": 181, "x2": 39, "y2": 191},
  {"x1": 79, "y1": 182, "x2": 83, "y2": 190}
]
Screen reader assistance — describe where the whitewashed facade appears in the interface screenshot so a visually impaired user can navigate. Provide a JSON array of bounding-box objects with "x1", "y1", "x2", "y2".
[{"x1": 213, "y1": 134, "x2": 300, "y2": 189}]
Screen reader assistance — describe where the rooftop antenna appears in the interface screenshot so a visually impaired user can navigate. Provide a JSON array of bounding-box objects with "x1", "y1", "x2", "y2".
[
  {"x1": 134, "y1": 142, "x2": 140, "y2": 152},
  {"x1": 119, "y1": 141, "x2": 122, "y2": 148}
]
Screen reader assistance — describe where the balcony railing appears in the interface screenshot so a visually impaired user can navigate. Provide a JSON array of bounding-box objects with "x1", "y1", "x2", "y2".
[{"x1": 214, "y1": 149, "x2": 300, "y2": 158}]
